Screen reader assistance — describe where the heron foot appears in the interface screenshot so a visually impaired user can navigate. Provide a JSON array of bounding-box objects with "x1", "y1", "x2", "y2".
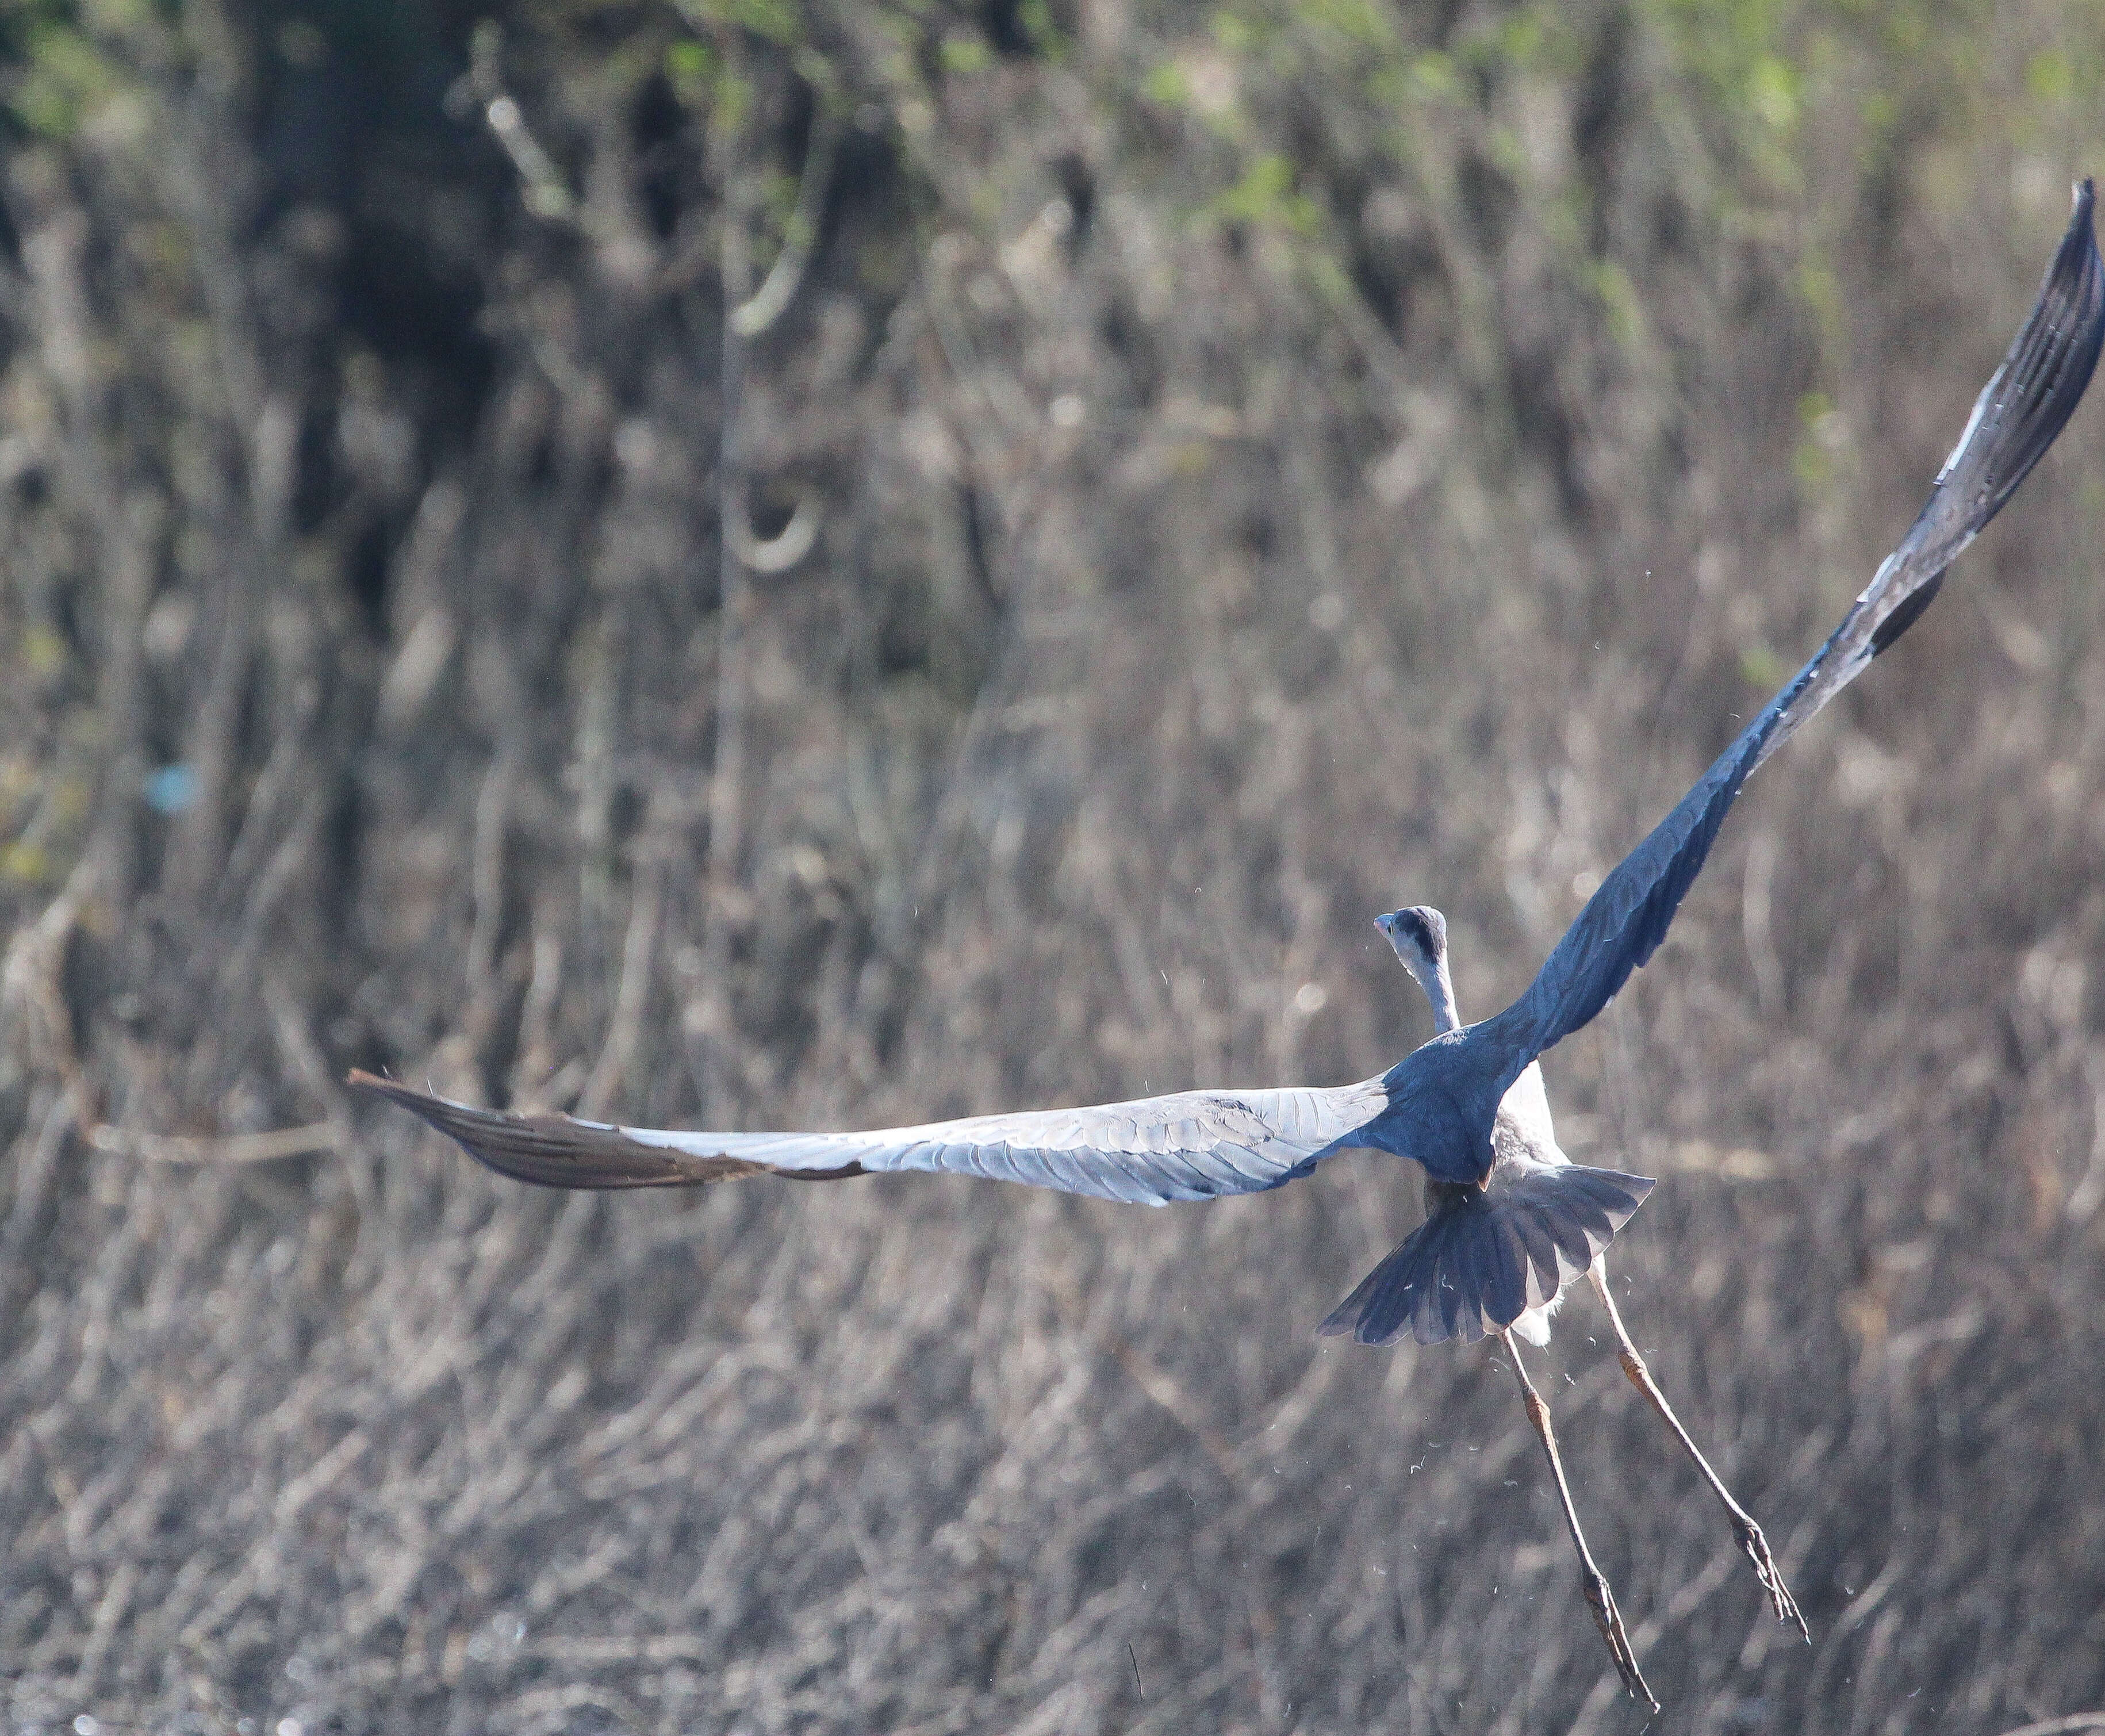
[
  {"x1": 1580, "y1": 1562, "x2": 1659, "y2": 1714},
  {"x1": 1733, "y1": 1510, "x2": 1807, "y2": 1640}
]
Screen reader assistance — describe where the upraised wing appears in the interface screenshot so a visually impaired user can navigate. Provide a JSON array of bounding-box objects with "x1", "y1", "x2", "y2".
[
  {"x1": 1471, "y1": 178, "x2": 2104, "y2": 1081},
  {"x1": 348, "y1": 1068, "x2": 1389, "y2": 1207}
]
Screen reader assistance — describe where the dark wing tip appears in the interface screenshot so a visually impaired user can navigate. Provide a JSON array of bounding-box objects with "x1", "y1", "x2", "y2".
[
  {"x1": 1959, "y1": 175, "x2": 2104, "y2": 516},
  {"x1": 1871, "y1": 175, "x2": 2104, "y2": 661},
  {"x1": 345, "y1": 1068, "x2": 749, "y2": 1189}
]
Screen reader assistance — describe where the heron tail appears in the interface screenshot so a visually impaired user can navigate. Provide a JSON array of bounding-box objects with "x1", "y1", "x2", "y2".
[{"x1": 1317, "y1": 1164, "x2": 1655, "y2": 1347}]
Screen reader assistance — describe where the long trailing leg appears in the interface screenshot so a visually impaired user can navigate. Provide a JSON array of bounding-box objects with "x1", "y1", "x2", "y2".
[
  {"x1": 1588, "y1": 1261, "x2": 1807, "y2": 1639},
  {"x1": 1501, "y1": 1330, "x2": 1659, "y2": 1712}
]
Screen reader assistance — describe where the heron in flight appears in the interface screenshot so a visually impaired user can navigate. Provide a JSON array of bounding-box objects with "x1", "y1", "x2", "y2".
[{"x1": 353, "y1": 184, "x2": 2104, "y2": 1706}]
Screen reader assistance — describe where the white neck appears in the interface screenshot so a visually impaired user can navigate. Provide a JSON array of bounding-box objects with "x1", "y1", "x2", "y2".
[{"x1": 1415, "y1": 955, "x2": 1462, "y2": 1033}]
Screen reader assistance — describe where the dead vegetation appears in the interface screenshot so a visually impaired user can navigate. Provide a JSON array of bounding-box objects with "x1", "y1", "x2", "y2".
[{"x1": 3, "y1": 1, "x2": 2105, "y2": 1730}]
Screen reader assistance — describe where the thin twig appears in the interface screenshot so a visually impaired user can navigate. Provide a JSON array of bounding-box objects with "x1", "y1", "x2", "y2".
[
  {"x1": 581, "y1": 831, "x2": 665, "y2": 1121},
  {"x1": 86, "y1": 1122, "x2": 337, "y2": 1165},
  {"x1": 470, "y1": 21, "x2": 580, "y2": 225},
  {"x1": 731, "y1": 101, "x2": 841, "y2": 338},
  {"x1": 694, "y1": 42, "x2": 755, "y2": 1122}
]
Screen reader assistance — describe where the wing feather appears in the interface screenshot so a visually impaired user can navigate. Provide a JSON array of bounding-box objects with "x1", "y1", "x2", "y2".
[
  {"x1": 348, "y1": 1069, "x2": 1388, "y2": 1206},
  {"x1": 1473, "y1": 179, "x2": 2104, "y2": 1078}
]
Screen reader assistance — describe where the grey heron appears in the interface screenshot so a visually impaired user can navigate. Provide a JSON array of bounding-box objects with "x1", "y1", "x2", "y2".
[{"x1": 352, "y1": 182, "x2": 2105, "y2": 1706}]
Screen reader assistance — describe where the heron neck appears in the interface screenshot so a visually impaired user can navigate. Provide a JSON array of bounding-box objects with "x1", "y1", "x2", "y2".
[{"x1": 1420, "y1": 958, "x2": 1462, "y2": 1033}]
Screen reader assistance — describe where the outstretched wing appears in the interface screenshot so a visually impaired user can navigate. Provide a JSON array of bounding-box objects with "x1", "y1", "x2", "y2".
[
  {"x1": 348, "y1": 1069, "x2": 1388, "y2": 1207},
  {"x1": 1474, "y1": 179, "x2": 2104, "y2": 1077}
]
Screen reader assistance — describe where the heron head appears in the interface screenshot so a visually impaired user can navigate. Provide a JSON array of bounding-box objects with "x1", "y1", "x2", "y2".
[
  {"x1": 1375, "y1": 905, "x2": 1447, "y2": 972},
  {"x1": 1377, "y1": 906, "x2": 1459, "y2": 1032}
]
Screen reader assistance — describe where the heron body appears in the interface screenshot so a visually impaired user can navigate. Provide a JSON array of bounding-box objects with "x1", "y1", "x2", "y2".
[
  {"x1": 350, "y1": 183, "x2": 2105, "y2": 1710},
  {"x1": 1470, "y1": 1068, "x2": 1589, "y2": 1344},
  {"x1": 1312, "y1": 905, "x2": 1657, "y2": 1348}
]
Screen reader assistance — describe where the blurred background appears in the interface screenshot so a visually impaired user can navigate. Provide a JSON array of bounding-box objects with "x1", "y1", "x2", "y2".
[{"x1": 2, "y1": 1, "x2": 2104, "y2": 1730}]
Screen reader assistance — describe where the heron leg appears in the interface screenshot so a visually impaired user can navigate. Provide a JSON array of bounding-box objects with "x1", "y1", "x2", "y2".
[
  {"x1": 1587, "y1": 1262, "x2": 1807, "y2": 1639},
  {"x1": 1500, "y1": 1331, "x2": 1659, "y2": 1712}
]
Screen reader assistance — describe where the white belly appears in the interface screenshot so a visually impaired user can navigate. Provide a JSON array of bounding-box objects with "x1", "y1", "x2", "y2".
[{"x1": 1493, "y1": 1061, "x2": 1586, "y2": 1345}]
